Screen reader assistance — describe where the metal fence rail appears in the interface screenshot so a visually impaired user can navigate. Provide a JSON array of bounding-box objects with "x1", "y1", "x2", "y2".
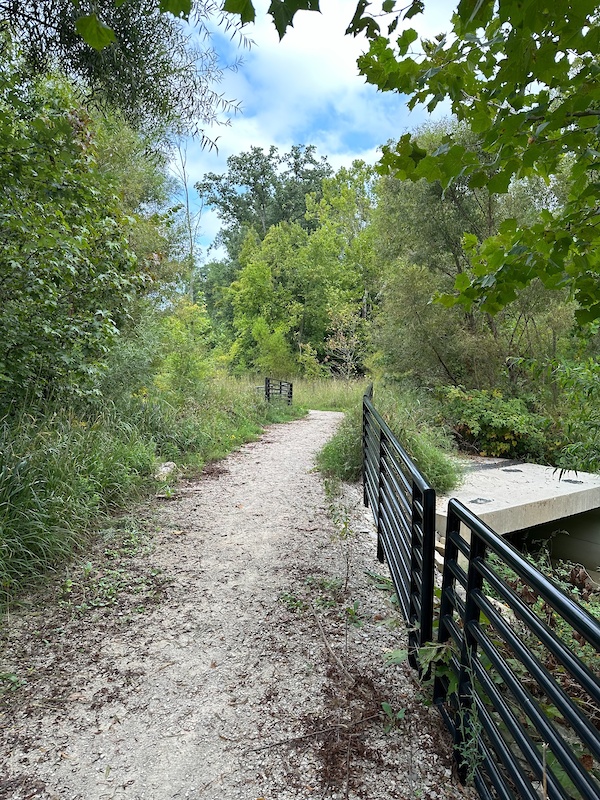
[
  {"x1": 362, "y1": 386, "x2": 436, "y2": 660},
  {"x1": 436, "y1": 499, "x2": 600, "y2": 800},
  {"x1": 263, "y1": 377, "x2": 293, "y2": 405},
  {"x1": 362, "y1": 390, "x2": 600, "y2": 800}
]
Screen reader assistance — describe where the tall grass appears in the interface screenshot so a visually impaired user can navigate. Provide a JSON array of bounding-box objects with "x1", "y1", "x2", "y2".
[
  {"x1": 375, "y1": 385, "x2": 462, "y2": 493},
  {"x1": 293, "y1": 378, "x2": 367, "y2": 411},
  {"x1": 0, "y1": 378, "x2": 302, "y2": 600},
  {"x1": 316, "y1": 382, "x2": 462, "y2": 494},
  {"x1": 316, "y1": 403, "x2": 364, "y2": 482},
  {"x1": 0, "y1": 410, "x2": 153, "y2": 599}
]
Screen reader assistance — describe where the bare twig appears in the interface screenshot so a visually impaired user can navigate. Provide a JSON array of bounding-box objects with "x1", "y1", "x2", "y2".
[
  {"x1": 246, "y1": 715, "x2": 379, "y2": 754},
  {"x1": 344, "y1": 734, "x2": 352, "y2": 799},
  {"x1": 310, "y1": 603, "x2": 355, "y2": 684}
]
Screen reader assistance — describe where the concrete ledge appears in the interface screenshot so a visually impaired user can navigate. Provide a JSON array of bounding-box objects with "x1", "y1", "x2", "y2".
[{"x1": 436, "y1": 458, "x2": 600, "y2": 538}]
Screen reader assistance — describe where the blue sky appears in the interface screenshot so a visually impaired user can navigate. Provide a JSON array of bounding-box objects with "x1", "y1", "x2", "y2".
[{"x1": 182, "y1": 0, "x2": 453, "y2": 255}]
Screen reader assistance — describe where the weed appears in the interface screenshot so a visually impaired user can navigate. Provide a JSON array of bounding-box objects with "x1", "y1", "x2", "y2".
[
  {"x1": 384, "y1": 648, "x2": 409, "y2": 666},
  {"x1": 305, "y1": 575, "x2": 343, "y2": 594},
  {"x1": 454, "y1": 694, "x2": 485, "y2": 787},
  {"x1": 59, "y1": 578, "x2": 74, "y2": 600},
  {"x1": 279, "y1": 592, "x2": 307, "y2": 613},
  {"x1": 365, "y1": 569, "x2": 400, "y2": 609},
  {"x1": 156, "y1": 483, "x2": 178, "y2": 499},
  {"x1": 303, "y1": 576, "x2": 341, "y2": 610},
  {"x1": 0, "y1": 672, "x2": 26, "y2": 692},
  {"x1": 381, "y1": 701, "x2": 406, "y2": 732},
  {"x1": 345, "y1": 600, "x2": 363, "y2": 626}
]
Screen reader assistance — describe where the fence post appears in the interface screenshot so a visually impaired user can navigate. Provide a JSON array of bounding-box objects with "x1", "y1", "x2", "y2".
[
  {"x1": 411, "y1": 485, "x2": 436, "y2": 651},
  {"x1": 362, "y1": 386, "x2": 371, "y2": 509},
  {"x1": 437, "y1": 501, "x2": 486, "y2": 785},
  {"x1": 455, "y1": 525, "x2": 486, "y2": 784},
  {"x1": 265, "y1": 377, "x2": 270, "y2": 403},
  {"x1": 376, "y1": 424, "x2": 385, "y2": 564},
  {"x1": 287, "y1": 382, "x2": 293, "y2": 405},
  {"x1": 435, "y1": 504, "x2": 461, "y2": 706}
]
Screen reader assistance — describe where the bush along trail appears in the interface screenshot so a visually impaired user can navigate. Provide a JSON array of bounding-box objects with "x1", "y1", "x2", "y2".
[{"x1": 0, "y1": 411, "x2": 475, "y2": 800}]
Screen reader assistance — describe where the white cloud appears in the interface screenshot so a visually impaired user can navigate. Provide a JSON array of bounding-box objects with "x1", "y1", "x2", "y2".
[{"x1": 181, "y1": 0, "x2": 454, "y2": 252}]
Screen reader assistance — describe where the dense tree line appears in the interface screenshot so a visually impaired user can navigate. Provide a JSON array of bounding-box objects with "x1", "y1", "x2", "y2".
[
  {"x1": 195, "y1": 132, "x2": 579, "y2": 389},
  {"x1": 194, "y1": 126, "x2": 600, "y2": 471}
]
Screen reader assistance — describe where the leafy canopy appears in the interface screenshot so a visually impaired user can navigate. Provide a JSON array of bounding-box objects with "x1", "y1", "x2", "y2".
[
  {"x1": 1, "y1": 1, "x2": 236, "y2": 138},
  {"x1": 196, "y1": 144, "x2": 332, "y2": 258},
  {"x1": 0, "y1": 44, "x2": 145, "y2": 405},
  {"x1": 69, "y1": 0, "x2": 599, "y2": 318},
  {"x1": 221, "y1": 0, "x2": 600, "y2": 322}
]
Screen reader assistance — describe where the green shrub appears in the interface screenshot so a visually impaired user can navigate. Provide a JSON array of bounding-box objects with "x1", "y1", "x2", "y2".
[
  {"x1": 549, "y1": 358, "x2": 600, "y2": 473},
  {"x1": 441, "y1": 386, "x2": 550, "y2": 461}
]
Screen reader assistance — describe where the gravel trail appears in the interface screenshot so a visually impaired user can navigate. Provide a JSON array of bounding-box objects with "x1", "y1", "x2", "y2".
[{"x1": 0, "y1": 410, "x2": 473, "y2": 800}]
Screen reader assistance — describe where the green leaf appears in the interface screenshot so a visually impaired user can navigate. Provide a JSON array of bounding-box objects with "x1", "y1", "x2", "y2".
[
  {"x1": 396, "y1": 27, "x2": 418, "y2": 56},
  {"x1": 404, "y1": 1, "x2": 424, "y2": 20},
  {"x1": 486, "y1": 167, "x2": 513, "y2": 195},
  {"x1": 454, "y1": 272, "x2": 471, "y2": 292},
  {"x1": 457, "y1": 0, "x2": 490, "y2": 28},
  {"x1": 223, "y1": 0, "x2": 256, "y2": 25},
  {"x1": 159, "y1": 0, "x2": 192, "y2": 15},
  {"x1": 385, "y1": 648, "x2": 409, "y2": 665},
  {"x1": 75, "y1": 15, "x2": 116, "y2": 50},
  {"x1": 267, "y1": 0, "x2": 320, "y2": 39},
  {"x1": 346, "y1": 2, "x2": 380, "y2": 39}
]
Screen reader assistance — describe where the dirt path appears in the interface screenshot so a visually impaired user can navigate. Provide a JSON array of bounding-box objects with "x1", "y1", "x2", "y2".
[{"x1": 1, "y1": 411, "x2": 472, "y2": 800}]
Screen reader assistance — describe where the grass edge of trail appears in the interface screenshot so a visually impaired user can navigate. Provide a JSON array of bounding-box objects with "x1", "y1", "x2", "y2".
[{"x1": 0, "y1": 379, "x2": 305, "y2": 605}]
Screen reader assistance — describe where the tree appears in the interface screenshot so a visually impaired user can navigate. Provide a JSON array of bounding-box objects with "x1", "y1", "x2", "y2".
[
  {"x1": 374, "y1": 122, "x2": 501, "y2": 279},
  {"x1": 60, "y1": 0, "x2": 316, "y2": 50},
  {"x1": 227, "y1": 224, "x2": 305, "y2": 371},
  {"x1": 222, "y1": 161, "x2": 379, "y2": 375},
  {"x1": 0, "y1": 49, "x2": 148, "y2": 406},
  {"x1": 372, "y1": 123, "x2": 577, "y2": 391},
  {"x1": 157, "y1": 297, "x2": 213, "y2": 393},
  {"x1": 196, "y1": 144, "x2": 332, "y2": 259},
  {"x1": 0, "y1": 1, "x2": 237, "y2": 138},
  {"x1": 225, "y1": 1, "x2": 600, "y2": 322}
]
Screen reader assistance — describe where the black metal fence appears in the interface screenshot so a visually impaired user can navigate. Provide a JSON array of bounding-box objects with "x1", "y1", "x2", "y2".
[
  {"x1": 437, "y1": 499, "x2": 600, "y2": 800},
  {"x1": 362, "y1": 385, "x2": 436, "y2": 661},
  {"x1": 362, "y1": 387, "x2": 600, "y2": 800},
  {"x1": 263, "y1": 377, "x2": 293, "y2": 405}
]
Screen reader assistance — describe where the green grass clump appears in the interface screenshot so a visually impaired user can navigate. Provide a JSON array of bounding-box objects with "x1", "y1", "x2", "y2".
[
  {"x1": 316, "y1": 383, "x2": 461, "y2": 494},
  {"x1": 375, "y1": 386, "x2": 462, "y2": 494},
  {"x1": 316, "y1": 404, "x2": 363, "y2": 482}
]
